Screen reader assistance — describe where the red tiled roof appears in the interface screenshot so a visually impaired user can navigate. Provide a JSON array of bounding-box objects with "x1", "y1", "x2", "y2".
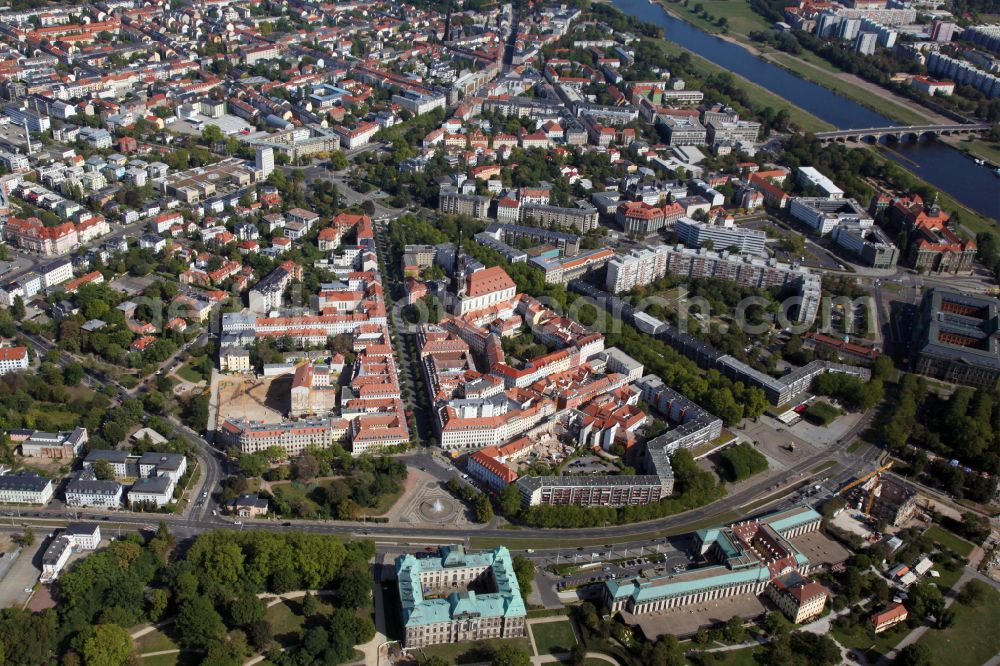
[{"x1": 466, "y1": 266, "x2": 515, "y2": 298}]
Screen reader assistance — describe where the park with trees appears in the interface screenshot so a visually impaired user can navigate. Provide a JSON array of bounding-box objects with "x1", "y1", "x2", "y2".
[{"x1": 0, "y1": 523, "x2": 377, "y2": 666}]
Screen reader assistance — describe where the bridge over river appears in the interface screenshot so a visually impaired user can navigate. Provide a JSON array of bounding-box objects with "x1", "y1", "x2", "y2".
[{"x1": 814, "y1": 123, "x2": 993, "y2": 143}]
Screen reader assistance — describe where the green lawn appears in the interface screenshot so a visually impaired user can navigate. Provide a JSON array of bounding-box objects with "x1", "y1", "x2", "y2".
[
  {"x1": 656, "y1": 0, "x2": 771, "y2": 36},
  {"x1": 956, "y1": 137, "x2": 1000, "y2": 166},
  {"x1": 809, "y1": 460, "x2": 837, "y2": 475},
  {"x1": 847, "y1": 439, "x2": 868, "y2": 454},
  {"x1": 134, "y1": 629, "x2": 179, "y2": 655},
  {"x1": 413, "y1": 637, "x2": 534, "y2": 664},
  {"x1": 933, "y1": 563, "x2": 965, "y2": 594},
  {"x1": 270, "y1": 480, "x2": 333, "y2": 516},
  {"x1": 176, "y1": 364, "x2": 205, "y2": 383},
  {"x1": 265, "y1": 597, "x2": 337, "y2": 647},
  {"x1": 368, "y1": 481, "x2": 406, "y2": 516},
  {"x1": 531, "y1": 620, "x2": 578, "y2": 656},
  {"x1": 918, "y1": 580, "x2": 1000, "y2": 666},
  {"x1": 805, "y1": 401, "x2": 841, "y2": 426},
  {"x1": 925, "y1": 525, "x2": 975, "y2": 558},
  {"x1": 831, "y1": 621, "x2": 908, "y2": 662}
]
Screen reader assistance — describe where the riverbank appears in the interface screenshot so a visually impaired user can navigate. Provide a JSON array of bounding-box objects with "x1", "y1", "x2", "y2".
[
  {"x1": 611, "y1": 0, "x2": 998, "y2": 221},
  {"x1": 875, "y1": 142, "x2": 996, "y2": 238},
  {"x1": 652, "y1": 38, "x2": 833, "y2": 133},
  {"x1": 949, "y1": 136, "x2": 1000, "y2": 168},
  {"x1": 652, "y1": 0, "x2": 948, "y2": 126}
]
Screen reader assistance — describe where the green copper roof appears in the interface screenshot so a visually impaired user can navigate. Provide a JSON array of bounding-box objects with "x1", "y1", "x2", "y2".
[{"x1": 396, "y1": 545, "x2": 526, "y2": 627}]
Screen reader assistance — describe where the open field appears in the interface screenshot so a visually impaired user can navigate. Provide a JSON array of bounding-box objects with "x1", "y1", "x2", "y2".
[
  {"x1": 924, "y1": 525, "x2": 974, "y2": 558},
  {"x1": 216, "y1": 373, "x2": 287, "y2": 423},
  {"x1": 918, "y1": 581, "x2": 1000, "y2": 666},
  {"x1": 655, "y1": 0, "x2": 770, "y2": 36},
  {"x1": 530, "y1": 620, "x2": 578, "y2": 656}
]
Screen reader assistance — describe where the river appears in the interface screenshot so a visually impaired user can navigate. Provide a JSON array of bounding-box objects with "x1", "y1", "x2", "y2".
[{"x1": 610, "y1": 0, "x2": 1000, "y2": 221}]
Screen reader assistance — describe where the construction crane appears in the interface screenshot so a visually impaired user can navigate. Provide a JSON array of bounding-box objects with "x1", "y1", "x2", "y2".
[
  {"x1": 864, "y1": 485, "x2": 878, "y2": 515},
  {"x1": 836, "y1": 462, "x2": 893, "y2": 496}
]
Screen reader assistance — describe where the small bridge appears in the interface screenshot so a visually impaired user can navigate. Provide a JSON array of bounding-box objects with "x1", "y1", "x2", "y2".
[{"x1": 814, "y1": 123, "x2": 993, "y2": 143}]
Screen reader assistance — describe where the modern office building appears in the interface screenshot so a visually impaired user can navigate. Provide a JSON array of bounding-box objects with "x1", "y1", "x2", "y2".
[
  {"x1": 796, "y1": 167, "x2": 844, "y2": 199},
  {"x1": 831, "y1": 223, "x2": 899, "y2": 269},
  {"x1": 706, "y1": 119, "x2": 761, "y2": 149},
  {"x1": 789, "y1": 197, "x2": 873, "y2": 236},
  {"x1": 396, "y1": 545, "x2": 527, "y2": 648},
  {"x1": 675, "y1": 216, "x2": 767, "y2": 256},
  {"x1": 912, "y1": 289, "x2": 1000, "y2": 388},
  {"x1": 658, "y1": 115, "x2": 707, "y2": 146},
  {"x1": 254, "y1": 146, "x2": 274, "y2": 179}
]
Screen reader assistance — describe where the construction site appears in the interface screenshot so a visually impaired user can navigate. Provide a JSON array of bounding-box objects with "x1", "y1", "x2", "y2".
[
  {"x1": 215, "y1": 373, "x2": 289, "y2": 427},
  {"x1": 830, "y1": 463, "x2": 921, "y2": 542}
]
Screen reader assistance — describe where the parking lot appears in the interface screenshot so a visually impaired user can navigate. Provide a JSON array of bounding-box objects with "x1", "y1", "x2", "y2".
[
  {"x1": 0, "y1": 541, "x2": 42, "y2": 609},
  {"x1": 555, "y1": 537, "x2": 692, "y2": 591},
  {"x1": 564, "y1": 455, "x2": 618, "y2": 474}
]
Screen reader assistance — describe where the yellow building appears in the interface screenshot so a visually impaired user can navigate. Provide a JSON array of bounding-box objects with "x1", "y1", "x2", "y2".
[{"x1": 766, "y1": 572, "x2": 828, "y2": 624}]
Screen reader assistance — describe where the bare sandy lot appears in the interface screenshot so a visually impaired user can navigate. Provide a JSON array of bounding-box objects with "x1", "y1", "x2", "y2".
[{"x1": 217, "y1": 374, "x2": 289, "y2": 423}]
